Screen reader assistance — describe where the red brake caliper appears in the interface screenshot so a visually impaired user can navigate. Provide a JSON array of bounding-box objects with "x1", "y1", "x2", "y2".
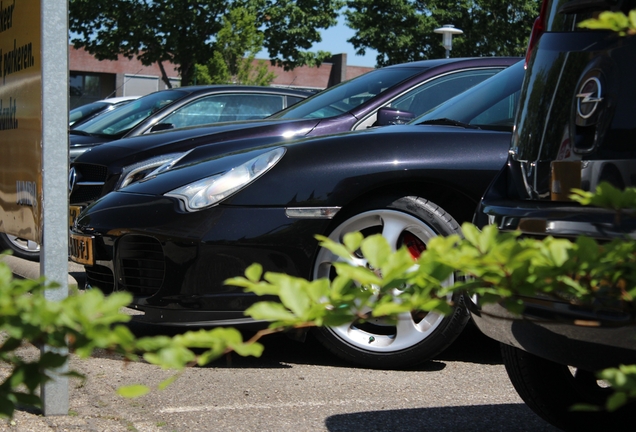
[{"x1": 403, "y1": 232, "x2": 426, "y2": 259}]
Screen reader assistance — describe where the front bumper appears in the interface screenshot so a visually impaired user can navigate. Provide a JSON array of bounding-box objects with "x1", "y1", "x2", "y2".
[{"x1": 72, "y1": 191, "x2": 332, "y2": 325}]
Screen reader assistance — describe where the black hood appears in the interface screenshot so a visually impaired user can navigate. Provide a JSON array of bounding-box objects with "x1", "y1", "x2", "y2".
[{"x1": 73, "y1": 117, "x2": 321, "y2": 166}]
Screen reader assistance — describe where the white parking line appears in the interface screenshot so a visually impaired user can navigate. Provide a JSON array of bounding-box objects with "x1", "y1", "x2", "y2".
[{"x1": 160, "y1": 399, "x2": 375, "y2": 413}]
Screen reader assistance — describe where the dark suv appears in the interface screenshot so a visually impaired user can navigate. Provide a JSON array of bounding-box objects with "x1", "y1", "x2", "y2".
[{"x1": 470, "y1": 0, "x2": 636, "y2": 431}]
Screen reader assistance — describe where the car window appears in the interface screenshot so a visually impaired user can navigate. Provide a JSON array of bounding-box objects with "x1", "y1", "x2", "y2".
[
  {"x1": 471, "y1": 90, "x2": 520, "y2": 127},
  {"x1": 413, "y1": 60, "x2": 525, "y2": 131},
  {"x1": 158, "y1": 94, "x2": 287, "y2": 130},
  {"x1": 270, "y1": 66, "x2": 429, "y2": 120},
  {"x1": 69, "y1": 101, "x2": 109, "y2": 126},
  {"x1": 74, "y1": 90, "x2": 186, "y2": 137},
  {"x1": 389, "y1": 69, "x2": 502, "y2": 116},
  {"x1": 287, "y1": 95, "x2": 304, "y2": 107}
]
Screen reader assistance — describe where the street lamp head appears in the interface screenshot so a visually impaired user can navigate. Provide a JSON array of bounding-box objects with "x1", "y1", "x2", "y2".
[{"x1": 434, "y1": 24, "x2": 464, "y2": 54}]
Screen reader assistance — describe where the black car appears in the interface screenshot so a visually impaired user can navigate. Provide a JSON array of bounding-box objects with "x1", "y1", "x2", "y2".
[
  {"x1": 69, "y1": 60, "x2": 524, "y2": 369},
  {"x1": 470, "y1": 0, "x2": 636, "y2": 430},
  {"x1": 0, "y1": 86, "x2": 310, "y2": 261},
  {"x1": 69, "y1": 85, "x2": 311, "y2": 161},
  {"x1": 69, "y1": 57, "x2": 519, "y2": 217}
]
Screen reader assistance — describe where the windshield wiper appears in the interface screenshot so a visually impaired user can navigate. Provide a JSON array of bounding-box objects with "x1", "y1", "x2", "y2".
[
  {"x1": 417, "y1": 118, "x2": 480, "y2": 129},
  {"x1": 69, "y1": 130, "x2": 95, "y2": 136}
]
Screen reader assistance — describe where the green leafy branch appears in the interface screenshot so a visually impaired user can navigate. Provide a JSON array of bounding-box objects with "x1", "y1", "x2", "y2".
[
  {"x1": 0, "y1": 261, "x2": 264, "y2": 415},
  {"x1": 3, "y1": 183, "x2": 636, "y2": 416},
  {"x1": 579, "y1": 9, "x2": 636, "y2": 36}
]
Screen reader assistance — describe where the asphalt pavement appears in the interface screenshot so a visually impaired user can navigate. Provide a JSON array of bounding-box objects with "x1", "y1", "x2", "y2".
[{"x1": 0, "y1": 256, "x2": 560, "y2": 432}]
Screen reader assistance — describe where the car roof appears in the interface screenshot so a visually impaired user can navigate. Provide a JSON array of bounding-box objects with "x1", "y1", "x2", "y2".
[{"x1": 157, "y1": 85, "x2": 313, "y2": 97}]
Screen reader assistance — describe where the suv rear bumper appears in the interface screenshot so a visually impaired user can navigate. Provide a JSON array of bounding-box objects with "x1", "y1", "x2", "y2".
[
  {"x1": 468, "y1": 296, "x2": 636, "y2": 371},
  {"x1": 479, "y1": 198, "x2": 636, "y2": 240}
]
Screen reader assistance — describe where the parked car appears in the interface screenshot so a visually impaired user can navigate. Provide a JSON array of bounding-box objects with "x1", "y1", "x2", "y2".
[
  {"x1": 469, "y1": 0, "x2": 636, "y2": 430},
  {"x1": 0, "y1": 86, "x2": 310, "y2": 261},
  {"x1": 69, "y1": 85, "x2": 311, "y2": 161},
  {"x1": 69, "y1": 60, "x2": 525, "y2": 369},
  {"x1": 69, "y1": 57, "x2": 519, "y2": 226},
  {"x1": 69, "y1": 96, "x2": 140, "y2": 128}
]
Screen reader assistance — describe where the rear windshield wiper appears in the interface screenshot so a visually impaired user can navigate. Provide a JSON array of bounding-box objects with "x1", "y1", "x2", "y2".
[{"x1": 417, "y1": 118, "x2": 480, "y2": 129}]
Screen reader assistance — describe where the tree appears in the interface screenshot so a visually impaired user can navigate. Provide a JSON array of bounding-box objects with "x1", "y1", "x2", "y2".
[
  {"x1": 193, "y1": 7, "x2": 277, "y2": 86},
  {"x1": 69, "y1": 0, "x2": 344, "y2": 87},
  {"x1": 345, "y1": 0, "x2": 540, "y2": 66}
]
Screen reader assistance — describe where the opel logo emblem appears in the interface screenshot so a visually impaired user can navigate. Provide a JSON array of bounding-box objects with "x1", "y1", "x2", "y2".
[
  {"x1": 576, "y1": 77, "x2": 603, "y2": 119},
  {"x1": 69, "y1": 167, "x2": 77, "y2": 193}
]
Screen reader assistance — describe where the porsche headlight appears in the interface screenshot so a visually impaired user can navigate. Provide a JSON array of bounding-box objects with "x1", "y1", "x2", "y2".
[
  {"x1": 165, "y1": 147, "x2": 286, "y2": 211},
  {"x1": 116, "y1": 152, "x2": 190, "y2": 190}
]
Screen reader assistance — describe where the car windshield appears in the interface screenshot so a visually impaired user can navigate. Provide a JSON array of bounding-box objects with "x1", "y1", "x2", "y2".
[
  {"x1": 413, "y1": 60, "x2": 525, "y2": 132},
  {"x1": 270, "y1": 66, "x2": 429, "y2": 120},
  {"x1": 69, "y1": 101, "x2": 110, "y2": 126},
  {"x1": 73, "y1": 89, "x2": 187, "y2": 137}
]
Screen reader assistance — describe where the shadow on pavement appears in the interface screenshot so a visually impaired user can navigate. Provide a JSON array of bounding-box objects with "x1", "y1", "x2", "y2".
[
  {"x1": 324, "y1": 403, "x2": 559, "y2": 432},
  {"x1": 113, "y1": 316, "x2": 502, "y2": 371}
]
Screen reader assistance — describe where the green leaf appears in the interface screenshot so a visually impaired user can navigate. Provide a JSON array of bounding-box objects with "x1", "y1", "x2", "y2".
[
  {"x1": 0, "y1": 395, "x2": 15, "y2": 418},
  {"x1": 12, "y1": 392, "x2": 42, "y2": 408},
  {"x1": 570, "y1": 403, "x2": 600, "y2": 412},
  {"x1": 143, "y1": 346, "x2": 196, "y2": 370},
  {"x1": 245, "y1": 263, "x2": 263, "y2": 282},
  {"x1": 135, "y1": 336, "x2": 174, "y2": 352},
  {"x1": 244, "y1": 302, "x2": 298, "y2": 322},
  {"x1": 117, "y1": 385, "x2": 150, "y2": 398},
  {"x1": 332, "y1": 263, "x2": 382, "y2": 286},
  {"x1": 231, "y1": 341, "x2": 265, "y2": 358},
  {"x1": 158, "y1": 375, "x2": 179, "y2": 391},
  {"x1": 316, "y1": 235, "x2": 355, "y2": 261},
  {"x1": 277, "y1": 278, "x2": 312, "y2": 318},
  {"x1": 360, "y1": 234, "x2": 391, "y2": 269},
  {"x1": 606, "y1": 392, "x2": 628, "y2": 412},
  {"x1": 343, "y1": 232, "x2": 364, "y2": 252}
]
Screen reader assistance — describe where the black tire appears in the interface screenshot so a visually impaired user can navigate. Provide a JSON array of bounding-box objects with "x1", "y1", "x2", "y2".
[
  {"x1": 501, "y1": 344, "x2": 633, "y2": 432},
  {"x1": 0, "y1": 232, "x2": 40, "y2": 261},
  {"x1": 312, "y1": 196, "x2": 470, "y2": 369}
]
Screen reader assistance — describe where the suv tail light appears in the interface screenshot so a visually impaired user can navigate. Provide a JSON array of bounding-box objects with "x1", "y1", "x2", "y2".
[{"x1": 525, "y1": 0, "x2": 549, "y2": 68}]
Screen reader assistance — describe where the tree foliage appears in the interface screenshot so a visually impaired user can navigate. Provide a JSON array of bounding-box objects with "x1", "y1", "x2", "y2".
[
  {"x1": 69, "y1": 0, "x2": 344, "y2": 87},
  {"x1": 345, "y1": 0, "x2": 540, "y2": 66},
  {"x1": 193, "y1": 7, "x2": 276, "y2": 85}
]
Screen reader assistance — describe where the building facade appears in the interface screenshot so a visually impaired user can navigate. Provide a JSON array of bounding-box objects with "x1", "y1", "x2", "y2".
[{"x1": 69, "y1": 47, "x2": 374, "y2": 108}]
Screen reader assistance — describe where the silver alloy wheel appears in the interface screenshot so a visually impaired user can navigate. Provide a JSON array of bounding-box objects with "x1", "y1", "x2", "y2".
[
  {"x1": 6, "y1": 235, "x2": 40, "y2": 254},
  {"x1": 313, "y1": 209, "x2": 453, "y2": 353},
  {"x1": 0, "y1": 232, "x2": 41, "y2": 260}
]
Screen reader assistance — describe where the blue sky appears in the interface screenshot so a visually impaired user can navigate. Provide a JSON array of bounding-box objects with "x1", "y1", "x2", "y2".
[
  {"x1": 310, "y1": 16, "x2": 379, "y2": 67},
  {"x1": 258, "y1": 16, "x2": 379, "y2": 68}
]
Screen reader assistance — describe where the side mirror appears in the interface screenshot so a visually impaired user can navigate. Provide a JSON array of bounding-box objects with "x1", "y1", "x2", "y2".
[
  {"x1": 149, "y1": 123, "x2": 174, "y2": 133},
  {"x1": 375, "y1": 107, "x2": 415, "y2": 126}
]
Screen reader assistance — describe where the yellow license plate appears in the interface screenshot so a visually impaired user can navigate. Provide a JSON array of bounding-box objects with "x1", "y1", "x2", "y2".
[
  {"x1": 69, "y1": 205, "x2": 83, "y2": 229},
  {"x1": 69, "y1": 233, "x2": 94, "y2": 265}
]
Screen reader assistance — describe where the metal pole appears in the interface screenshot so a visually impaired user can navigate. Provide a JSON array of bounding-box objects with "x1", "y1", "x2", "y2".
[{"x1": 40, "y1": 0, "x2": 70, "y2": 416}]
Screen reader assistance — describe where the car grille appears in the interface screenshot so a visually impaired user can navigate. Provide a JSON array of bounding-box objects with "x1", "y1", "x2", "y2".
[
  {"x1": 85, "y1": 265, "x2": 115, "y2": 293},
  {"x1": 70, "y1": 163, "x2": 108, "y2": 205},
  {"x1": 117, "y1": 235, "x2": 165, "y2": 295}
]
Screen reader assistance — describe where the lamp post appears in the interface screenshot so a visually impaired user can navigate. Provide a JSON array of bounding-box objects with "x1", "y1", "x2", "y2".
[{"x1": 434, "y1": 24, "x2": 464, "y2": 58}]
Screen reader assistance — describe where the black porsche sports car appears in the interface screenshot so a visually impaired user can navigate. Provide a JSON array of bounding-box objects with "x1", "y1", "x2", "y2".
[{"x1": 70, "y1": 60, "x2": 524, "y2": 369}]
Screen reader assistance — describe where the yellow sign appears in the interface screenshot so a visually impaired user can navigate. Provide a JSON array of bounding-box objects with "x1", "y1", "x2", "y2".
[{"x1": 0, "y1": 0, "x2": 42, "y2": 243}]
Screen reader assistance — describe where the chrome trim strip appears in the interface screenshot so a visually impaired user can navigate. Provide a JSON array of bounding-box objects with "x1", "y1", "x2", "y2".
[{"x1": 76, "y1": 181, "x2": 105, "y2": 186}]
